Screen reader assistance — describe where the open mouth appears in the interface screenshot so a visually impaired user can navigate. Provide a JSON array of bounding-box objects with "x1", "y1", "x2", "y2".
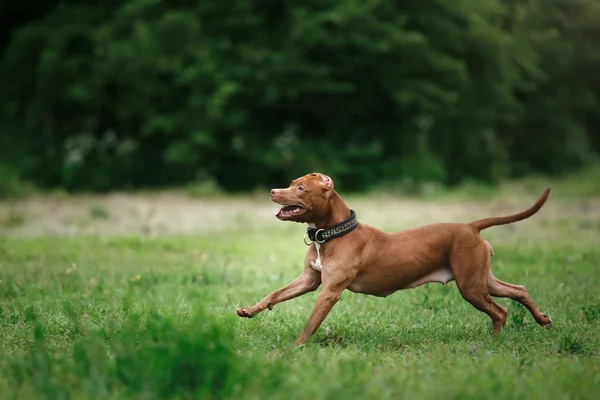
[{"x1": 273, "y1": 205, "x2": 305, "y2": 219}]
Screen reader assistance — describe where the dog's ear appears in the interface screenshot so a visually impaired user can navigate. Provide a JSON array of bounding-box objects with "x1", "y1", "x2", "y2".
[{"x1": 318, "y1": 174, "x2": 334, "y2": 190}]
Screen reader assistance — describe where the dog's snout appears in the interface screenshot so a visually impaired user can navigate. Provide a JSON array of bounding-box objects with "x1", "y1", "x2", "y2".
[{"x1": 270, "y1": 189, "x2": 282, "y2": 199}]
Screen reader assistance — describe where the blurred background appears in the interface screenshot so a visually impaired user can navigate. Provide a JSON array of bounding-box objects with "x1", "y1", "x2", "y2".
[
  {"x1": 1, "y1": 0, "x2": 599, "y2": 197},
  {"x1": 3, "y1": 4, "x2": 600, "y2": 398}
]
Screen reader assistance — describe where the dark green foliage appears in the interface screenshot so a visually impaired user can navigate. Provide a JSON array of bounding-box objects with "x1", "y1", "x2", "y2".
[
  {"x1": 7, "y1": 309, "x2": 251, "y2": 399},
  {"x1": 582, "y1": 304, "x2": 600, "y2": 323},
  {"x1": 1, "y1": 0, "x2": 599, "y2": 192},
  {"x1": 0, "y1": 164, "x2": 35, "y2": 199},
  {"x1": 559, "y1": 330, "x2": 592, "y2": 356},
  {"x1": 509, "y1": 302, "x2": 528, "y2": 327}
]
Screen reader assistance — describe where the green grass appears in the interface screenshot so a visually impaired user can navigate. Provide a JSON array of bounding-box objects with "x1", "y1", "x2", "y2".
[{"x1": 1, "y1": 180, "x2": 600, "y2": 399}]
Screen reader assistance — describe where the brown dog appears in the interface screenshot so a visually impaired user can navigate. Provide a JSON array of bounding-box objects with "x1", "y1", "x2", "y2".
[{"x1": 236, "y1": 173, "x2": 552, "y2": 345}]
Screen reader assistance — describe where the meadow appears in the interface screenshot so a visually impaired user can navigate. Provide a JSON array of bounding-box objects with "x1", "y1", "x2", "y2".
[{"x1": 1, "y1": 169, "x2": 599, "y2": 399}]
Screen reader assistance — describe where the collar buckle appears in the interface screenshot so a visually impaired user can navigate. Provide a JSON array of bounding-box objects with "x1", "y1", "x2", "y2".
[{"x1": 314, "y1": 229, "x2": 326, "y2": 244}]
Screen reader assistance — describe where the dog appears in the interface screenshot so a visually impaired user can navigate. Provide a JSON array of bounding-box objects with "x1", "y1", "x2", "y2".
[{"x1": 237, "y1": 173, "x2": 552, "y2": 345}]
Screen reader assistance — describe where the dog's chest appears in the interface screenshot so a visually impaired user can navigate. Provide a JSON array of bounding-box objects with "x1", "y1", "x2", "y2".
[{"x1": 310, "y1": 242, "x2": 323, "y2": 272}]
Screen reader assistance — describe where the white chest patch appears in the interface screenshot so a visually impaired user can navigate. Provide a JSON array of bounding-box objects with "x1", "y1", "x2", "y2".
[
  {"x1": 307, "y1": 223, "x2": 323, "y2": 272},
  {"x1": 310, "y1": 242, "x2": 323, "y2": 272}
]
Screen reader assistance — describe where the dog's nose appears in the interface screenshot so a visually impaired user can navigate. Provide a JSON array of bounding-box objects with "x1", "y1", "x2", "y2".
[{"x1": 271, "y1": 189, "x2": 276, "y2": 196}]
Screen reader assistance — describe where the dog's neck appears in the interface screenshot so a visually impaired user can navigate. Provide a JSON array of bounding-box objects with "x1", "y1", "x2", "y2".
[{"x1": 309, "y1": 191, "x2": 352, "y2": 229}]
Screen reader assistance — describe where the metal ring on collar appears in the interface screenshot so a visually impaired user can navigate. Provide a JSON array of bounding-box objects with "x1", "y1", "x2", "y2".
[
  {"x1": 303, "y1": 231, "x2": 313, "y2": 246},
  {"x1": 314, "y1": 229, "x2": 326, "y2": 243}
]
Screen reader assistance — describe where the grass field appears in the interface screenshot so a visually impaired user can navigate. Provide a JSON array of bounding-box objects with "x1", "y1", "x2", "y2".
[{"x1": 1, "y1": 169, "x2": 600, "y2": 399}]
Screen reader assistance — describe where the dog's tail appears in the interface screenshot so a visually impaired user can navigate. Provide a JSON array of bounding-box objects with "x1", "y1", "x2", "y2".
[{"x1": 469, "y1": 188, "x2": 551, "y2": 232}]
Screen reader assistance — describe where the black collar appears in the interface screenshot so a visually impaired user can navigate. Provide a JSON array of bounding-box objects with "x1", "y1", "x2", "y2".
[{"x1": 305, "y1": 210, "x2": 358, "y2": 245}]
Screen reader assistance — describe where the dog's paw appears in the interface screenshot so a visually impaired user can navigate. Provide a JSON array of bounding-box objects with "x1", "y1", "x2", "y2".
[
  {"x1": 540, "y1": 313, "x2": 552, "y2": 328},
  {"x1": 236, "y1": 307, "x2": 255, "y2": 318}
]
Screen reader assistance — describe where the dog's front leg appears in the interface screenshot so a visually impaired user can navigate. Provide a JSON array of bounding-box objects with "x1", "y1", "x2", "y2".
[
  {"x1": 236, "y1": 267, "x2": 321, "y2": 318},
  {"x1": 294, "y1": 270, "x2": 355, "y2": 345}
]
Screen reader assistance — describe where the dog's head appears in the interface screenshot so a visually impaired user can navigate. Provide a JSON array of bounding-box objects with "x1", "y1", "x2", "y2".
[{"x1": 271, "y1": 173, "x2": 335, "y2": 223}]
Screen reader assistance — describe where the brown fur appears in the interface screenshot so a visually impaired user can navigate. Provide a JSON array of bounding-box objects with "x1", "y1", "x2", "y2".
[{"x1": 237, "y1": 173, "x2": 552, "y2": 345}]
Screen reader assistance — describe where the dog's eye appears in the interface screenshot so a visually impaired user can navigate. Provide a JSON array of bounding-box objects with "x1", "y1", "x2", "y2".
[{"x1": 297, "y1": 185, "x2": 305, "y2": 191}]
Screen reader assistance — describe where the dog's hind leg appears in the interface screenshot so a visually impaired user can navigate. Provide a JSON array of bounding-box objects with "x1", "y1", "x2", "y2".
[
  {"x1": 451, "y1": 237, "x2": 507, "y2": 336},
  {"x1": 487, "y1": 272, "x2": 551, "y2": 328},
  {"x1": 456, "y1": 286, "x2": 508, "y2": 336}
]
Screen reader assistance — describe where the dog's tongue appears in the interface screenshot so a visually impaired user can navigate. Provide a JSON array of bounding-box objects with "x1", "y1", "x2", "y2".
[{"x1": 273, "y1": 207, "x2": 282, "y2": 216}]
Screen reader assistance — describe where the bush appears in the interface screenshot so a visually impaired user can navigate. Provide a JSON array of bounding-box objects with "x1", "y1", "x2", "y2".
[
  {"x1": 0, "y1": 0, "x2": 599, "y2": 192},
  {"x1": 0, "y1": 165, "x2": 35, "y2": 199},
  {"x1": 6, "y1": 310, "x2": 253, "y2": 399}
]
